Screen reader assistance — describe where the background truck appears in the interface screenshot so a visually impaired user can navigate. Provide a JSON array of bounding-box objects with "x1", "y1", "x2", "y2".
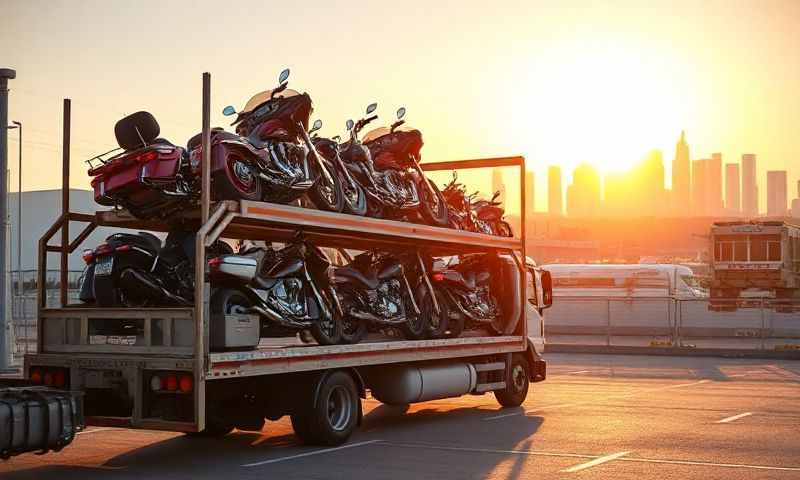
[
  {"x1": 710, "y1": 220, "x2": 800, "y2": 301},
  {"x1": 19, "y1": 74, "x2": 551, "y2": 447}
]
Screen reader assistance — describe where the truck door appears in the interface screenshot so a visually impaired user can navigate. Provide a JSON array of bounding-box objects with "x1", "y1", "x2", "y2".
[{"x1": 525, "y1": 268, "x2": 545, "y2": 353}]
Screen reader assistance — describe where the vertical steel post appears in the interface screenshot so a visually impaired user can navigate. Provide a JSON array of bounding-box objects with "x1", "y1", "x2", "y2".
[
  {"x1": 60, "y1": 100, "x2": 70, "y2": 307},
  {"x1": 519, "y1": 160, "x2": 527, "y2": 337},
  {"x1": 193, "y1": 72, "x2": 211, "y2": 432},
  {"x1": 14, "y1": 121, "x2": 21, "y2": 302},
  {"x1": 0, "y1": 68, "x2": 16, "y2": 371}
]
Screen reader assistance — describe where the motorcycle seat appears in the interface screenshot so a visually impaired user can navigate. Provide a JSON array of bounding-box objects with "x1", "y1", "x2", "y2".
[{"x1": 333, "y1": 266, "x2": 379, "y2": 290}]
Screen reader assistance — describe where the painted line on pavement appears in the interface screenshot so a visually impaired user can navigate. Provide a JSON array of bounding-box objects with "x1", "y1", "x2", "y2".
[
  {"x1": 378, "y1": 441, "x2": 800, "y2": 473},
  {"x1": 485, "y1": 379, "x2": 710, "y2": 421},
  {"x1": 562, "y1": 451, "x2": 631, "y2": 472},
  {"x1": 716, "y1": 412, "x2": 753, "y2": 423},
  {"x1": 566, "y1": 370, "x2": 590, "y2": 374},
  {"x1": 241, "y1": 439, "x2": 382, "y2": 467}
]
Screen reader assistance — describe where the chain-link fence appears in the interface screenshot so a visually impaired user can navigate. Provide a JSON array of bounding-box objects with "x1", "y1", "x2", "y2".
[{"x1": 10, "y1": 270, "x2": 83, "y2": 360}]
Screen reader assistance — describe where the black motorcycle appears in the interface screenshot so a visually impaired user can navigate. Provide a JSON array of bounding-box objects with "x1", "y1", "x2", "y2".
[
  {"x1": 430, "y1": 253, "x2": 505, "y2": 335},
  {"x1": 207, "y1": 235, "x2": 342, "y2": 345},
  {"x1": 332, "y1": 250, "x2": 426, "y2": 344},
  {"x1": 311, "y1": 121, "x2": 368, "y2": 215},
  {"x1": 80, "y1": 230, "x2": 231, "y2": 307},
  {"x1": 363, "y1": 107, "x2": 449, "y2": 227}
]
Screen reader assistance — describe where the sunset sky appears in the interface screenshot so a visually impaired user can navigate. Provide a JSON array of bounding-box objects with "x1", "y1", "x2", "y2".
[{"x1": 2, "y1": 0, "x2": 798, "y2": 213}]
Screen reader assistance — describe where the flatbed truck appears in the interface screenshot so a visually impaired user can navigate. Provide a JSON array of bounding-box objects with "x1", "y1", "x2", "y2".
[{"x1": 20, "y1": 73, "x2": 550, "y2": 446}]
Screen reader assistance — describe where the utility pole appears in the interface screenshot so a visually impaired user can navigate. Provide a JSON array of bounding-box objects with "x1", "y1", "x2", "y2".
[{"x1": 0, "y1": 68, "x2": 16, "y2": 372}]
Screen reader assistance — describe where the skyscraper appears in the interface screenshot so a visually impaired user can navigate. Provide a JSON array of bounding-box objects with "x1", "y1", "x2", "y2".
[
  {"x1": 741, "y1": 154, "x2": 758, "y2": 216},
  {"x1": 725, "y1": 163, "x2": 740, "y2": 215},
  {"x1": 709, "y1": 153, "x2": 724, "y2": 216},
  {"x1": 792, "y1": 180, "x2": 800, "y2": 218},
  {"x1": 672, "y1": 131, "x2": 691, "y2": 214},
  {"x1": 525, "y1": 170, "x2": 535, "y2": 214},
  {"x1": 547, "y1": 166, "x2": 562, "y2": 217},
  {"x1": 566, "y1": 163, "x2": 601, "y2": 218},
  {"x1": 692, "y1": 159, "x2": 708, "y2": 216},
  {"x1": 766, "y1": 170, "x2": 788, "y2": 216}
]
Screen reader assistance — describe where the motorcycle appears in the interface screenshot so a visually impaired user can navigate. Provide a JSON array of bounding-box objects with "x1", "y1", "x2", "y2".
[
  {"x1": 311, "y1": 121, "x2": 368, "y2": 215},
  {"x1": 440, "y1": 172, "x2": 512, "y2": 236},
  {"x1": 471, "y1": 192, "x2": 514, "y2": 237},
  {"x1": 332, "y1": 249, "x2": 426, "y2": 343},
  {"x1": 430, "y1": 253, "x2": 505, "y2": 335},
  {"x1": 79, "y1": 230, "x2": 232, "y2": 308},
  {"x1": 207, "y1": 235, "x2": 342, "y2": 345},
  {"x1": 217, "y1": 68, "x2": 344, "y2": 211},
  {"x1": 441, "y1": 172, "x2": 473, "y2": 231},
  {"x1": 87, "y1": 111, "x2": 197, "y2": 220},
  {"x1": 339, "y1": 104, "x2": 418, "y2": 220},
  {"x1": 363, "y1": 107, "x2": 449, "y2": 227}
]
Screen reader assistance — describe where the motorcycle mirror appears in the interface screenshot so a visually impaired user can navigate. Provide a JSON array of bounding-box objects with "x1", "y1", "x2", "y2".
[
  {"x1": 366, "y1": 103, "x2": 377, "y2": 115},
  {"x1": 396, "y1": 107, "x2": 406, "y2": 120},
  {"x1": 279, "y1": 68, "x2": 290, "y2": 85},
  {"x1": 332, "y1": 135, "x2": 341, "y2": 143},
  {"x1": 346, "y1": 119, "x2": 355, "y2": 131},
  {"x1": 222, "y1": 105, "x2": 236, "y2": 116},
  {"x1": 310, "y1": 119, "x2": 323, "y2": 133}
]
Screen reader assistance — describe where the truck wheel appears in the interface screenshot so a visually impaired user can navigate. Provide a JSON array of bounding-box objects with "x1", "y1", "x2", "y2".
[
  {"x1": 494, "y1": 353, "x2": 530, "y2": 407},
  {"x1": 290, "y1": 371, "x2": 359, "y2": 446}
]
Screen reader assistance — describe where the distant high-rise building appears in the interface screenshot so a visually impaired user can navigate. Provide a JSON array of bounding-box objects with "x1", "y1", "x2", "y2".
[
  {"x1": 766, "y1": 170, "x2": 788, "y2": 216},
  {"x1": 692, "y1": 159, "x2": 708, "y2": 216},
  {"x1": 524, "y1": 170, "x2": 535, "y2": 215},
  {"x1": 672, "y1": 131, "x2": 691, "y2": 214},
  {"x1": 741, "y1": 154, "x2": 758, "y2": 216},
  {"x1": 566, "y1": 163, "x2": 601, "y2": 218},
  {"x1": 641, "y1": 150, "x2": 666, "y2": 216},
  {"x1": 547, "y1": 166, "x2": 562, "y2": 217},
  {"x1": 792, "y1": 180, "x2": 800, "y2": 218},
  {"x1": 725, "y1": 163, "x2": 740, "y2": 215},
  {"x1": 709, "y1": 153, "x2": 724, "y2": 215}
]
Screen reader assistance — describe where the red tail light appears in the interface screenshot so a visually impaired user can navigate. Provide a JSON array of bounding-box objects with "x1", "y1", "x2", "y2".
[
  {"x1": 29, "y1": 368, "x2": 42, "y2": 384},
  {"x1": 83, "y1": 249, "x2": 95, "y2": 264},
  {"x1": 115, "y1": 244, "x2": 132, "y2": 253},
  {"x1": 164, "y1": 375, "x2": 178, "y2": 392},
  {"x1": 208, "y1": 257, "x2": 223, "y2": 270},
  {"x1": 179, "y1": 375, "x2": 193, "y2": 393},
  {"x1": 135, "y1": 150, "x2": 159, "y2": 163},
  {"x1": 432, "y1": 272, "x2": 445, "y2": 282}
]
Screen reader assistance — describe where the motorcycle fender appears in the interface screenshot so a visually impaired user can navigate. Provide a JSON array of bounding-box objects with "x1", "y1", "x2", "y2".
[{"x1": 140, "y1": 148, "x2": 182, "y2": 181}]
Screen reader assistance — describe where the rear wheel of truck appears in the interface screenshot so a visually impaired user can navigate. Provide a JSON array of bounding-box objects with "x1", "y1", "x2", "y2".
[
  {"x1": 494, "y1": 353, "x2": 530, "y2": 407},
  {"x1": 291, "y1": 371, "x2": 360, "y2": 446}
]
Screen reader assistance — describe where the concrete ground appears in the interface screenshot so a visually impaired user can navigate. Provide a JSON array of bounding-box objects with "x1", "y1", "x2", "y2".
[{"x1": 2, "y1": 353, "x2": 799, "y2": 480}]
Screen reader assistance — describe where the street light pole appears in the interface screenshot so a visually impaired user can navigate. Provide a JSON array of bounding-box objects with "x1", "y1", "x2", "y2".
[
  {"x1": 0, "y1": 67, "x2": 16, "y2": 372},
  {"x1": 12, "y1": 121, "x2": 20, "y2": 301}
]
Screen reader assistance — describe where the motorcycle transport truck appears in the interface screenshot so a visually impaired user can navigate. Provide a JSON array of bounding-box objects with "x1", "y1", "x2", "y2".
[{"x1": 14, "y1": 73, "x2": 551, "y2": 449}]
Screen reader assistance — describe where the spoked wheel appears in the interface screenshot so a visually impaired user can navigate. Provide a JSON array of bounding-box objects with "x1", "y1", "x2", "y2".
[
  {"x1": 213, "y1": 151, "x2": 262, "y2": 201},
  {"x1": 418, "y1": 178, "x2": 449, "y2": 227},
  {"x1": 308, "y1": 161, "x2": 345, "y2": 213},
  {"x1": 338, "y1": 170, "x2": 368, "y2": 216},
  {"x1": 291, "y1": 371, "x2": 360, "y2": 446},
  {"x1": 494, "y1": 353, "x2": 530, "y2": 407},
  {"x1": 418, "y1": 285, "x2": 450, "y2": 339},
  {"x1": 401, "y1": 286, "x2": 428, "y2": 340}
]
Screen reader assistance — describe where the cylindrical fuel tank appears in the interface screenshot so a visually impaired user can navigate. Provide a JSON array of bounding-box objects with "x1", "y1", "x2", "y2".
[{"x1": 368, "y1": 363, "x2": 477, "y2": 405}]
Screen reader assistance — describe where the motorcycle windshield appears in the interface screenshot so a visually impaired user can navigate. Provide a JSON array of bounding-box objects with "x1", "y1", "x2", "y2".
[
  {"x1": 362, "y1": 124, "x2": 416, "y2": 143},
  {"x1": 239, "y1": 89, "x2": 301, "y2": 116}
]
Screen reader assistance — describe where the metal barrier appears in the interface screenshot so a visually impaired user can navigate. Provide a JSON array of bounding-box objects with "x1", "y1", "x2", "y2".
[{"x1": 545, "y1": 296, "x2": 800, "y2": 352}]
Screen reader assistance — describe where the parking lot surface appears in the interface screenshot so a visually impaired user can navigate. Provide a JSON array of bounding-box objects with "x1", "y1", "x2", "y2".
[{"x1": 3, "y1": 353, "x2": 800, "y2": 480}]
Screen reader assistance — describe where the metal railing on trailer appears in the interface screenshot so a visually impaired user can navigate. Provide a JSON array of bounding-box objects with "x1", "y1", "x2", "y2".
[{"x1": 31, "y1": 73, "x2": 529, "y2": 433}]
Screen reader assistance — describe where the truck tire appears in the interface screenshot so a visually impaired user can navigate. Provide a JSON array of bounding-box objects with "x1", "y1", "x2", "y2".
[
  {"x1": 494, "y1": 353, "x2": 530, "y2": 407},
  {"x1": 290, "y1": 371, "x2": 359, "y2": 446}
]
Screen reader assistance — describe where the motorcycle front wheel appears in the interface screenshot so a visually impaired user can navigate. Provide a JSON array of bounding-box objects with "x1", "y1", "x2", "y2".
[
  {"x1": 310, "y1": 289, "x2": 343, "y2": 345},
  {"x1": 308, "y1": 161, "x2": 345, "y2": 213},
  {"x1": 417, "y1": 178, "x2": 449, "y2": 228},
  {"x1": 339, "y1": 170, "x2": 368, "y2": 216}
]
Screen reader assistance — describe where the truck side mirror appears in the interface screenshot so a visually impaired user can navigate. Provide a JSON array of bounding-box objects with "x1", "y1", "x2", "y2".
[{"x1": 541, "y1": 270, "x2": 553, "y2": 308}]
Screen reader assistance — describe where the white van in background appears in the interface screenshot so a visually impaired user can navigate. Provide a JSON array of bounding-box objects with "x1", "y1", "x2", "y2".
[{"x1": 542, "y1": 264, "x2": 708, "y2": 299}]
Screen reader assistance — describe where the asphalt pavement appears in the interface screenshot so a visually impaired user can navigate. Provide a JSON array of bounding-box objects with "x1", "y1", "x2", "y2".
[{"x1": 3, "y1": 353, "x2": 800, "y2": 480}]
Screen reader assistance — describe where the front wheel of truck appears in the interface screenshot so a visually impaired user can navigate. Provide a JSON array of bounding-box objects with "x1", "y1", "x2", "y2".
[{"x1": 494, "y1": 353, "x2": 530, "y2": 407}]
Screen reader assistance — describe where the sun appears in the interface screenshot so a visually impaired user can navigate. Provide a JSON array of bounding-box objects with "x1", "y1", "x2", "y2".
[{"x1": 516, "y1": 41, "x2": 695, "y2": 175}]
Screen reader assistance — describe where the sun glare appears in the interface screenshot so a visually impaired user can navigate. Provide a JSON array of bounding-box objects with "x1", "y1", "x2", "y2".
[{"x1": 520, "y1": 42, "x2": 694, "y2": 174}]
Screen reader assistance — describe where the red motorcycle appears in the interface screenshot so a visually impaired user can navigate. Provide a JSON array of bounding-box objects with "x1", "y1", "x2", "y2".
[{"x1": 363, "y1": 108, "x2": 449, "y2": 227}]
